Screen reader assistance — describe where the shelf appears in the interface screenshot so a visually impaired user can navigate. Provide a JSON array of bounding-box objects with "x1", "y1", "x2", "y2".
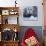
[
  {"x1": 0, "y1": 24, "x2": 20, "y2": 32},
  {"x1": 0, "y1": 7, "x2": 19, "y2": 46},
  {"x1": 0, "y1": 7, "x2": 19, "y2": 24},
  {"x1": 2, "y1": 41, "x2": 19, "y2": 46},
  {"x1": 1, "y1": 15, "x2": 18, "y2": 24},
  {"x1": 2, "y1": 40, "x2": 19, "y2": 43},
  {"x1": 1, "y1": 7, "x2": 19, "y2": 16}
]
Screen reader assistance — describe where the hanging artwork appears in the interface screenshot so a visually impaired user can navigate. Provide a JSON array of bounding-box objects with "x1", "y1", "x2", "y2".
[{"x1": 23, "y1": 6, "x2": 38, "y2": 21}]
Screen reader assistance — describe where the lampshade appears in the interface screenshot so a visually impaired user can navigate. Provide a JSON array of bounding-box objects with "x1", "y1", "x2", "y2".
[{"x1": 14, "y1": 28, "x2": 17, "y2": 32}]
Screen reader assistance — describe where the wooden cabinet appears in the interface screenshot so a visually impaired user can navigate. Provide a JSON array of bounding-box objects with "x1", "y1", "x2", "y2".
[{"x1": 0, "y1": 7, "x2": 20, "y2": 46}]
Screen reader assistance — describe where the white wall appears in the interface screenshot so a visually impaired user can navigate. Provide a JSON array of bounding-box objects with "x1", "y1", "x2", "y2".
[
  {"x1": 0, "y1": 0, "x2": 15, "y2": 7},
  {"x1": 18, "y1": 0, "x2": 44, "y2": 26},
  {"x1": 0, "y1": 0, "x2": 43, "y2": 26}
]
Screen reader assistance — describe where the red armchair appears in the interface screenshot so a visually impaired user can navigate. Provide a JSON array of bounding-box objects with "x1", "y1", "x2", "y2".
[{"x1": 21, "y1": 28, "x2": 41, "y2": 46}]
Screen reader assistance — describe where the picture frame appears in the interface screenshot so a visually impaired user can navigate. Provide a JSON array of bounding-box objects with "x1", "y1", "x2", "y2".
[
  {"x1": 23, "y1": 6, "x2": 38, "y2": 21},
  {"x1": 2, "y1": 10, "x2": 9, "y2": 15}
]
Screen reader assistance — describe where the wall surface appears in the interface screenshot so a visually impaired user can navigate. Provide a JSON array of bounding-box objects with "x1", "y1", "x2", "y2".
[
  {"x1": 0, "y1": 0, "x2": 15, "y2": 7},
  {"x1": 43, "y1": 0, "x2": 46, "y2": 46},
  {"x1": 44, "y1": 0, "x2": 46, "y2": 26},
  {"x1": 0, "y1": 0, "x2": 43, "y2": 26},
  {"x1": 18, "y1": 0, "x2": 43, "y2": 26}
]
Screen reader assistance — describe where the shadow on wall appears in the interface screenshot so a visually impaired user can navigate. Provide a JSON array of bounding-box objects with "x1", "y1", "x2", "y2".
[{"x1": 18, "y1": 26, "x2": 43, "y2": 44}]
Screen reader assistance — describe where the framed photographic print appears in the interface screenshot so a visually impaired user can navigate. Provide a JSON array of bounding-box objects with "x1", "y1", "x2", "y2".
[
  {"x1": 23, "y1": 6, "x2": 38, "y2": 21},
  {"x1": 2, "y1": 10, "x2": 9, "y2": 15}
]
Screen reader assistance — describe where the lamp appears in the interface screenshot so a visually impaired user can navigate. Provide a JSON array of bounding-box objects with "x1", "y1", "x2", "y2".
[
  {"x1": 13, "y1": 28, "x2": 18, "y2": 41},
  {"x1": 14, "y1": 28, "x2": 17, "y2": 32}
]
